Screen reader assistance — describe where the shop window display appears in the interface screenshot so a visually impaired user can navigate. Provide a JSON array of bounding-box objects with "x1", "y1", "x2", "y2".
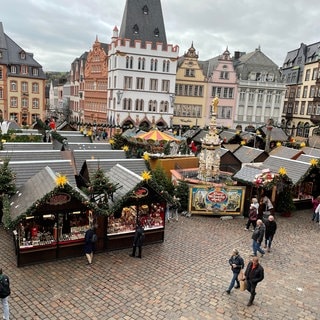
[
  {"x1": 17, "y1": 211, "x2": 89, "y2": 248},
  {"x1": 107, "y1": 203, "x2": 165, "y2": 235}
]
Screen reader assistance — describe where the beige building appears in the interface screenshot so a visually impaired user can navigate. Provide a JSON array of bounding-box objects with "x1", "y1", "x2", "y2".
[{"x1": 0, "y1": 22, "x2": 46, "y2": 126}]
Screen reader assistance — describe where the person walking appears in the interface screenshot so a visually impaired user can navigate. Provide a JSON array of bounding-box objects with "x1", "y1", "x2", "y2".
[
  {"x1": 0, "y1": 268, "x2": 10, "y2": 320},
  {"x1": 226, "y1": 249, "x2": 244, "y2": 294},
  {"x1": 312, "y1": 195, "x2": 320, "y2": 222},
  {"x1": 129, "y1": 222, "x2": 145, "y2": 258},
  {"x1": 251, "y1": 219, "x2": 265, "y2": 257},
  {"x1": 244, "y1": 256, "x2": 264, "y2": 306},
  {"x1": 245, "y1": 198, "x2": 259, "y2": 230},
  {"x1": 264, "y1": 215, "x2": 277, "y2": 252},
  {"x1": 84, "y1": 226, "x2": 96, "y2": 265}
]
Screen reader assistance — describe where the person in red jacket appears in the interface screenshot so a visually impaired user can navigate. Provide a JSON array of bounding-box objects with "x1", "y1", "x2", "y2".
[{"x1": 244, "y1": 256, "x2": 264, "y2": 306}]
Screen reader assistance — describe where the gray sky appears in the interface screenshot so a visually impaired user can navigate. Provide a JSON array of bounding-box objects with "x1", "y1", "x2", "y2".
[{"x1": 1, "y1": 0, "x2": 319, "y2": 71}]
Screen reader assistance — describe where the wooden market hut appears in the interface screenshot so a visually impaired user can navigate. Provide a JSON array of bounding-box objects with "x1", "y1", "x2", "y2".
[{"x1": 10, "y1": 166, "x2": 102, "y2": 267}]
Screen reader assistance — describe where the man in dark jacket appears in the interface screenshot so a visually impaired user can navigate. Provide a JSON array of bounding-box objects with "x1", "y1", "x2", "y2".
[
  {"x1": 244, "y1": 256, "x2": 264, "y2": 306},
  {"x1": 226, "y1": 249, "x2": 244, "y2": 294},
  {"x1": 129, "y1": 222, "x2": 145, "y2": 258},
  {"x1": 0, "y1": 268, "x2": 10, "y2": 320},
  {"x1": 251, "y1": 219, "x2": 265, "y2": 257},
  {"x1": 264, "y1": 215, "x2": 277, "y2": 252}
]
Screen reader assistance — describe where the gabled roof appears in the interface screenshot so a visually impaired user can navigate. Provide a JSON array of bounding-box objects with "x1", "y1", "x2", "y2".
[
  {"x1": 233, "y1": 146, "x2": 268, "y2": 163},
  {"x1": 2, "y1": 142, "x2": 54, "y2": 151},
  {"x1": 9, "y1": 166, "x2": 90, "y2": 224},
  {"x1": 84, "y1": 159, "x2": 147, "y2": 178},
  {"x1": 0, "y1": 150, "x2": 64, "y2": 162},
  {"x1": 6, "y1": 160, "x2": 76, "y2": 187},
  {"x1": 263, "y1": 156, "x2": 311, "y2": 185},
  {"x1": 72, "y1": 150, "x2": 126, "y2": 173},
  {"x1": 308, "y1": 135, "x2": 320, "y2": 149},
  {"x1": 269, "y1": 146, "x2": 304, "y2": 159},
  {"x1": 260, "y1": 126, "x2": 288, "y2": 142},
  {"x1": 107, "y1": 164, "x2": 142, "y2": 204},
  {"x1": 64, "y1": 143, "x2": 112, "y2": 151},
  {"x1": 301, "y1": 146, "x2": 320, "y2": 157},
  {"x1": 233, "y1": 164, "x2": 264, "y2": 184},
  {"x1": 119, "y1": 0, "x2": 167, "y2": 47},
  {"x1": 295, "y1": 154, "x2": 318, "y2": 164}
]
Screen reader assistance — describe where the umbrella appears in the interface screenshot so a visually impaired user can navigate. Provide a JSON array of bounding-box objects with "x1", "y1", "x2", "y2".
[{"x1": 135, "y1": 128, "x2": 180, "y2": 142}]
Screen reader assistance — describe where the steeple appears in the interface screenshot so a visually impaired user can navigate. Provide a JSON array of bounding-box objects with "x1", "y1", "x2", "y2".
[{"x1": 119, "y1": 0, "x2": 167, "y2": 48}]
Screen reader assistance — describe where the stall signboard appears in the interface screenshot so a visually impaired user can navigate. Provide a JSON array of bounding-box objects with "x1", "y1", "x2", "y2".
[{"x1": 189, "y1": 185, "x2": 246, "y2": 215}]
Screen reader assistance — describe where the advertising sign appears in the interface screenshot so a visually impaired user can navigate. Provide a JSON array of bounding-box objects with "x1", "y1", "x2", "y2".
[{"x1": 189, "y1": 185, "x2": 246, "y2": 215}]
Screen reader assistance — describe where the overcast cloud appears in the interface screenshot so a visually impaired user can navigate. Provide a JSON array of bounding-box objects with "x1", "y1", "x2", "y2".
[{"x1": 1, "y1": 0, "x2": 319, "y2": 71}]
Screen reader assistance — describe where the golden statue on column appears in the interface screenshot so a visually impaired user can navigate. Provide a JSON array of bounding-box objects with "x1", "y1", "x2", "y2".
[{"x1": 198, "y1": 96, "x2": 221, "y2": 182}]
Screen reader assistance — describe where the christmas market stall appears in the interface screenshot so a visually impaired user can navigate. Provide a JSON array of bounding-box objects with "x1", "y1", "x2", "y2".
[
  {"x1": 106, "y1": 166, "x2": 172, "y2": 251},
  {"x1": 10, "y1": 166, "x2": 102, "y2": 267}
]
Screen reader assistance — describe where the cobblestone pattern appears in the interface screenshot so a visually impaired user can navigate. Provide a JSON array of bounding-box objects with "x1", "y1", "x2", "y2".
[{"x1": 0, "y1": 210, "x2": 319, "y2": 320}]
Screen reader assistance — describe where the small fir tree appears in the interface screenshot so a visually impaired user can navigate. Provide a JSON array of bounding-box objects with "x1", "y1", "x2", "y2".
[{"x1": 174, "y1": 180, "x2": 189, "y2": 212}]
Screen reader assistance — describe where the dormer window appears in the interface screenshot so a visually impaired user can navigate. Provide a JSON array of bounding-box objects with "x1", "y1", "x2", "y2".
[
  {"x1": 142, "y1": 5, "x2": 149, "y2": 14},
  {"x1": 32, "y1": 68, "x2": 39, "y2": 76},
  {"x1": 11, "y1": 65, "x2": 17, "y2": 74},
  {"x1": 20, "y1": 51, "x2": 26, "y2": 60},
  {"x1": 154, "y1": 28, "x2": 159, "y2": 37},
  {"x1": 133, "y1": 24, "x2": 139, "y2": 34}
]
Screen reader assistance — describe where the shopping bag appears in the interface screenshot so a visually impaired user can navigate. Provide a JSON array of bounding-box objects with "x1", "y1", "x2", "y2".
[{"x1": 240, "y1": 280, "x2": 247, "y2": 291}]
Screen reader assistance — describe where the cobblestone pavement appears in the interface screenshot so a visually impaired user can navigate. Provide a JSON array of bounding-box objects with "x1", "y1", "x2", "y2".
[{"x1": 1, "y1": 210, "x2": 319, "y2": 320}]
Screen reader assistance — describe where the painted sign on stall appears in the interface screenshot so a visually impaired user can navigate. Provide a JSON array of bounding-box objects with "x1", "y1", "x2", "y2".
[{"x1": 189, "y1": 185, "x2": 246, "y2": 215}]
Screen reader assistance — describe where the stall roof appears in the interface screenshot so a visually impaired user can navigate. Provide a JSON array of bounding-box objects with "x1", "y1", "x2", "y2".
[
  {"x1": 10, "y1": 166, "x2": 90, "y2": 223},
  {"x1": 83, "y1": 159, "x2": 147, "y2": 177},
  {"x1": 232, "y1": 164, "x2": 264, "y2": 184},
  {"x1": 308, "y1": 135, "x2": 320, "y2": 149},
  {"x1": 63, "y1": 142, "x2": 112, "y2": 151},
  {"x1": 260, "y1": 126, "x2": 288, "y2": 142},
  {"x1": 2, "y1": 142, "x2": 54, "y2": 151},
  {"x1": 295, "y1": 154, "x2": 317, "y2": 164},
  {"x1": 5, "y1": 160, "x2": 76, "y2": 187},
  {"x1": 263, "y1": 156, "x2": 311, "y2": 185},
  {"x1": 107, "y1": 164, "x2": 142, "y2": 204},
  {"x1": 301, "y1": 146, "x2": 320, "y2": 157},
  {"x1": 0, "y1": 150, "x2": 64, "y2": 162},
  {"x1": 233, "y1": 146, "x2": 269, "y2": 164},
  {"x1": 70, "y1": 150, "x2": 126, "y2": 173},
  {"x1": 269, "y1": 146, "x2": 304, "y2": 159}
]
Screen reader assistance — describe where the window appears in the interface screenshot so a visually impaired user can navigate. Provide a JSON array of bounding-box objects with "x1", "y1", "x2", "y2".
[
  {"x1": 21, "y1": 82, "x2": 28, "y2": 93},
  {"x1": 148, "y1": 100, "x2": 157, "y2": 112},
  {"x1": 21, "y1": 97, "x2": 28, "y2": 108},
  {"x1": 296, "y1": 87, "x2": 301, "y2": 98},
  {"x1": 302, "y1": 86, "x2": 308, "y2": 98},
  {"x1": 185, "y1": 69, "x2": 194, "y2": 77},
  {"x1": 312, "y1": 68, "x2": 318, "y2": 80},
  {"x1": 220, "y1": 71, "x2": 229, "y2": 79},
  {"x1": 0, "y1": 87, "x2": 3, "y2": 99},
  {"x1": 10, "y1": 81, "x2": 17, "y2": 91},
  {"x1": 0, "y1": 67, "x2": 2, "y2": 79},
  {"x1": 136, "y1": 78, "x2": 144, "y2": 90},
  {"x1": 163, "y1": 60, "x2": 170, "y2": 72},
  {"x1": 124, "y1": 76, "x2": 133, "y2": 89},
  {"x1": 32, "y1": 113, "x2": 40, "y2": 122},
  {"x1": 309, "y1": 86, "x2": 316, "y2": 98},
  {"x1": 300, "y1": 102, "x2": 305, "y2": 115},
  {"x1": 123, "y1": 98, "x2": 132, "y2": 110},
  {"x1": 21, "y1": 65, "x2": 28, "y2": 74},
  {"x1": 32, "y1": 68, "x2": 39, "y2": 76},
  {"x1": 11, "y1": 65, "x2": 17, "y2": 73},
  {"x1": 126, "y1": 56, "x2": 133, "y2": 69},
  {"x1": 10, "y1": 97, "x2": 18, "y2": 107},
  {"x1": 10, "y1": 113, "x2": 18, "y2": 121},
  {"x1": 257, "y1": 90, "x2": 263, "y2": 103},
  {"x1": 150, "y1": 79, "x2": 158, "y2": 91},
  {"x1": 248, "y1": 90, "x2": 255, "y2": 102},
  {"x1": 275, "y1": 91, "x2": 281, "y2": 104},
  {"x1": 20, "y1": 51, "x2": 26, "y2": 59},
  {"x1": 32, "y1": 82, "x2": 39, "y2": 93},
  {"x1": 266, "y1": 90, "x2": 272, "y2": 103},
  {"x1": 161, "y1": 80, "x2": 169, "y2": 92},
  {"x1": 305, "y1": 69, "x2": 311, "y2": 81},
  {"x1": 135, "y1": 99, "x2": 144, "y2": 111},
  {"x1": 32, "y1": 98, "x2": 39, "y2": 109},
  {"x1": 218, "y1": 106, "x2": 232, "y2": 119},
  {"x1": 159, "y1": 101, "x2": 169, "y2": 113}
]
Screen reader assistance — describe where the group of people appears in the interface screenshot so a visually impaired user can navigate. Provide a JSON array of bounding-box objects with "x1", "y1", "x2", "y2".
[{"x1": 226, "y1": 194, "x2": 277, "y2": 307}]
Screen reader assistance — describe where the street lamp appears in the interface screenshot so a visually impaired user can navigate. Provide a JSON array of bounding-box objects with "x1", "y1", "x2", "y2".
[{"x1": 169, "y1": 93, "x2": 175, "y2": 107}]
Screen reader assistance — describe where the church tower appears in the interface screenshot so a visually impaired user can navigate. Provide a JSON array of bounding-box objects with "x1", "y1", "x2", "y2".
[{"x1": 107, "y1": 0, "x2": 179, "y2": 131}]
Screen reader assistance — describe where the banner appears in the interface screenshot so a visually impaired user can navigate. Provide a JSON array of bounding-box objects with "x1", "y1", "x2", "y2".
[{"x1": 189, "y1": 185, "x2": 246, "y2": 215}]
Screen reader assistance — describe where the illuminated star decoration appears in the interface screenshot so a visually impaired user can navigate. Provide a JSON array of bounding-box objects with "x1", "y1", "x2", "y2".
[
  {"x1": 109, "y1": 138, "x2": 115, "y2": 145},
  {"x1": 141, "y1": 171, "x2": 151, "y2": 181},
  {"x1": 276, "y1": 142, "x2": 282, "y2": 147},
  {"x1": 122, "y1": 145, "x2": 129, "y2": 152},
  {"x1": 278, "y1": 167, "x2": 287, "y2": 176},
  {"x1": 143, "y1": 153, "x2": 150, "y2": 161},
  {"x1": 310, "y1": 158, "x2": 318, "y2": 166},
  {"x1": 55, "y1": 174, "x2": 68, "y2": 187}
]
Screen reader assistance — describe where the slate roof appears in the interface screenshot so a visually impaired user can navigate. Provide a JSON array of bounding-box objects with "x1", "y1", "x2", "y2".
[
  {"x1": 72, "y1": 150, "x2": 126, "y2": 173},
  {"x1": 263, "y1": 156, "x2": 311, "y2": 185},
  {"x1": 301, "y1": 146, "x2": 320, "y2": 158},
  {"x1": 260, "y1": 127, "x2": 288, "y2": 142},
  {"x1": 2, "y1": 142, "x2": 54, "y2": 151},
  {"x1": 5, "y1": 160, "x2": 76, "y2": 187},
  {"x1": 119, "y1": 0, "x2": 167, "y2": 47},
  {"x1": 233, "y1": 164, "x2": 264, "y2": 184},
  {"x1": 9, "y1": 166, "x2": 89, "y2": 222},
  {"x1": 233, "y1": 146, "x2": 268, "y2": 163},
  {"x1": 63, "y1": 143, "x2": 112, "y2": 151},
  {"x1": 269, "y1": 146, "x2": 304, "y2": 159},
  {"x1": 0, "y1": 150, "x2": 64, "y2": 162},
  {"x1": 107, "y1": 164, "x2": 142, "y2": 205},
  {"x1": 84, "y1": 159, "x2": 147, "y2": 179}
]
